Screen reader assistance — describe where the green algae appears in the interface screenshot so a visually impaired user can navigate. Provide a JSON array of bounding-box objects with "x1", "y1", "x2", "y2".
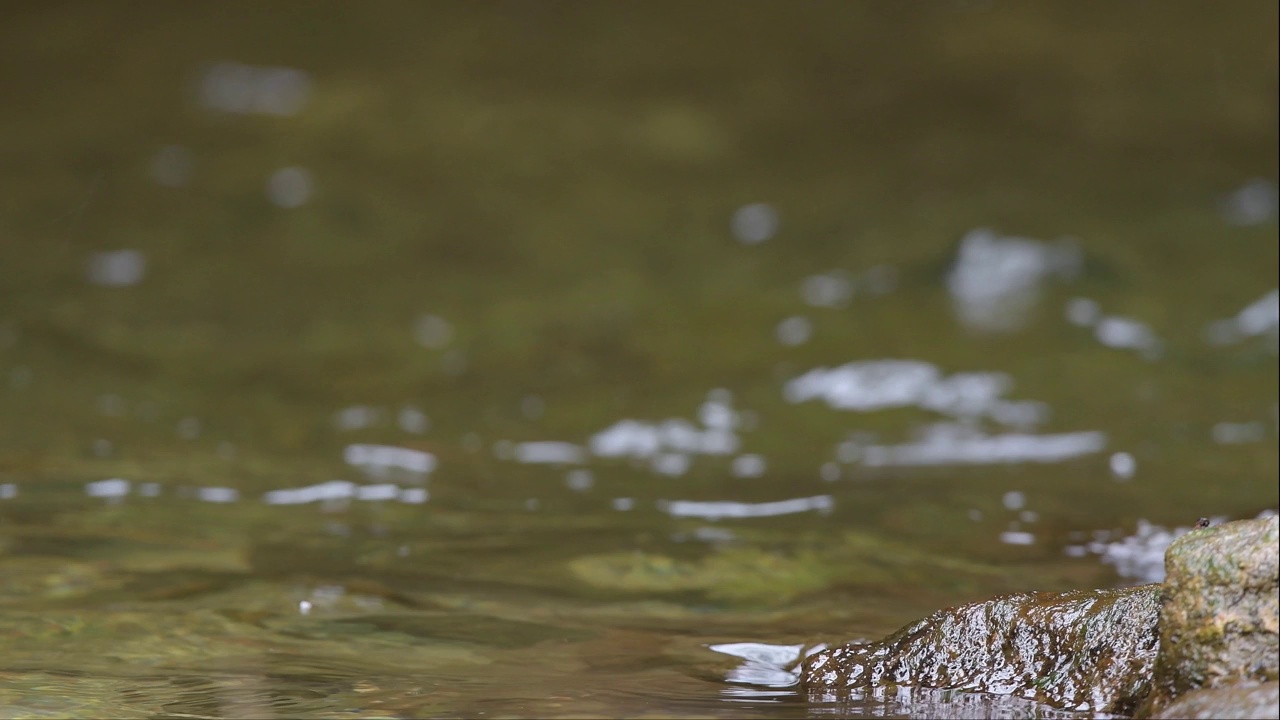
[
  {"x1": 1139, "y1": 516, "x2": 1280, "y2": 717},
  {"x1": 568, "y1": 530, "x2": 1011, "y2": 607}
]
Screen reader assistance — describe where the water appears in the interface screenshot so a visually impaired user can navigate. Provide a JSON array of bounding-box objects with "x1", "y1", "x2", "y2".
[{"x1": 0, "y1": 3, "x2": 1277, "y2": 718}]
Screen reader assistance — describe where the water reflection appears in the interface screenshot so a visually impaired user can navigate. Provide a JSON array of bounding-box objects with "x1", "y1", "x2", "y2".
[
  {"x1": 711, "y1": 641, "x2": 807, "y2": 689},
  {"x1": 658, "y1": 495, "x2": 834, "y2": 521}
]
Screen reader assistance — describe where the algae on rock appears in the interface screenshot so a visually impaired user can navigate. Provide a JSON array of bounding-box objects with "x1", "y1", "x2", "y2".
[{"x1": 1137, "y1": 515, "x2": 1279, "y2": 717}]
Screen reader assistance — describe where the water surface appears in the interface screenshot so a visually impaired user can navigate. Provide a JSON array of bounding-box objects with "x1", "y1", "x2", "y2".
[{"x1": 0, "y1": 3, "x2": 1277, "y2": 718}]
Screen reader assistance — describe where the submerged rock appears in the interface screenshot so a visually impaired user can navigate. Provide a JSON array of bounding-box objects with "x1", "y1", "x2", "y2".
[
  {"x1": 803, "y1": 586, "x2": 1162, "y2": 714},
  {"x1": 803, "y1": 516, "x2": 1279, "y2": 718}
]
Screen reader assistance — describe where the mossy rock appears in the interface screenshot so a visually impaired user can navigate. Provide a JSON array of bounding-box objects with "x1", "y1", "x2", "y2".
[{"x1": 1137, "y1": 516, "x2": 1280, "y2": 717}]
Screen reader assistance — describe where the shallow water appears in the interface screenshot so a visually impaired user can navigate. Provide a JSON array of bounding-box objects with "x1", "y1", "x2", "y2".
[{"x1": 0, "y1": 3, "x2": 1277, "y2": 718}]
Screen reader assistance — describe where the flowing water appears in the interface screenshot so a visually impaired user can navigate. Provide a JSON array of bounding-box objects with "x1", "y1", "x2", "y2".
[{"x1": 0, "y1": 3, "x2": 1277, "y2": 718}]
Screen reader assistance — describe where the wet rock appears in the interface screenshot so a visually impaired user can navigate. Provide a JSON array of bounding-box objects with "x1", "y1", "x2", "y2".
[
  {"x1": 802, "y1": 586, "x2": 1162, "y2": 714},
  {"x1": 1137, "y1": 515, "x2": 1279, "y2": 717},
  {"x1": 804, "y1": 516, "x2": 1279, "y2": 717},
  {"x1": 1149, "y1": 680, "x2": 1280, "y2": 720}
]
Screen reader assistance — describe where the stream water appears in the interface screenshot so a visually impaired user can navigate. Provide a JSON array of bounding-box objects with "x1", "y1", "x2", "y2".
[{"x1": 1, "y1": 3, "x2": 1277, "y2": 718}]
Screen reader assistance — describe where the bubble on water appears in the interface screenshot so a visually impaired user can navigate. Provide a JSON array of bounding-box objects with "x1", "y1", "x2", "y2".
[
  {"x1": 565, "y1": 469, "x2": 594, "y2": 492},
  {"x1": 200, "y1": 62, "x2": 312, "y2": 117},
  {"x1": 651, "y1": 452, "x2": 690, "y2": 477},
  {"x1": 1235, "y1": 290, "x2": 1279, "y2": 336},
  {"x1": 334, "y1": 405, "x2": 380, "y2": 431},
  {"x1": 836, "y1": 439, "x2": 862, "y2": 464},
  {"x1": 947, "y1": 228, "x2": 1081, "y2": 333},
  {"x1": 1218, "y1": 178, "x2": 1278, "y2": 226},
  {"x1": 357, "y1": 484, "x2": 400, "y2": 501},
  {"x1": 802, "y1": 272, "x2": 854, "y2": 308},
  {"x1": 1000, "y1": 530, "x2": 1035, "y2": 546},
  {"x1": 86, "y1": 478, "x2": 130, "y2": 498},
  {"x1": 1110, "y1": 451, "x2": 1136, "y2": 480},
  {"x1": 201, "y1": 62, "x2": 257, "y2": 113},
  {"x1": 775, "y1": 316, "x2": 812, "y2": 346},
  {"x1": 819, "y1": 462, "x2": 841, "y2": 482},
  {"x1": 662, "y1": 494, "x2": 834, "y2": 520},
  {"x1": 514, "y1": 442, "x2": 584, "y2": 465},
  {"x1": 731, "y1": 203, "x2": 779, "y2": 244},
  {"x1": 612, "y1": 497, "x2": 635, "y2": 511},
  {"x1": 344, "y1": 444, "x2": 436, "y2": 476},
  {"x1": 87, "y1": 249, "x2": 147, "y2": 287},
  {"x1": 398, "y1": 406, "x2": 429, "y2": 434},
  {"x1": 988, "y1": 400, "x2": 1049, "y2": 430},
  {"x1": 590, "y1": 416, "x2": 740, "y2": 460},
  {"x1": 1212, "y1": 421, "x2": 1265, "y2": 444},
  {"x1": 254, "y1": 66, "x2": 313, "y2": 116},
  {"x1": 399, "y1": 487, "x2": 428, "y2": 503},
  {"x1": 731, "y1": 454, "x2": 767, "y2": 478},
  {"x1": 267, "y1": 167, "x2": 311, "y2": 208},
  {"x1": 414, "y1": 314, "x2": 453, "y2": 349},
  {"x1": 198, "y1": 486, "x2": 239, "y2": 503},
  {"x1": 1002, "y1": 491, "x2": 1025, "y2": 511},
  {"x1": 699, "y1": 392, "x2": 737, "y2": 430},
  {"x1": 857, "y1": 426, "x2": 1106, "y2": 467},
  {"x1": 177, "y1": 416, "x2": 202, "y2": 440},
  {"x1": 1095, "y1": 316, "x2": 1160, "y2": 356},
  {"x1": 1205, "y1": 290, "x2": 1278, "y2": 346},
  {"x1": 1065, "y1": 297, "x2": 1100, "y2": 327}
]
